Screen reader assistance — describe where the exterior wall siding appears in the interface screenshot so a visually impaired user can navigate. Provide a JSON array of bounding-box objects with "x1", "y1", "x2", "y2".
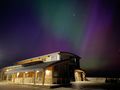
[
  {"x1": 14, "y1": 78, "x2": 23, "y2": 84},
  {"x1": 44, "y1": 67, "x2": 53, "y2": 84}
]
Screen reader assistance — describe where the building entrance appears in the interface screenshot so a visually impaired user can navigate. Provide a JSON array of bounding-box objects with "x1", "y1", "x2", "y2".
[{"x1": 75, "y1": 70, "x2": 85, "y2": 81}]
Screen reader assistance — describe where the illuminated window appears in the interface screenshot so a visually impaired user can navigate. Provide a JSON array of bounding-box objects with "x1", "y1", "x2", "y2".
[{"x1": 45, "y1": 70, "x2": 52, "y2": 76}]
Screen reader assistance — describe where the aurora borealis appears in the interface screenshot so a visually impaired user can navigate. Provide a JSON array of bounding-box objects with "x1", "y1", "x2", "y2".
[{"x1": 0, "y1": 0, "x2": 120, "y2": 75}]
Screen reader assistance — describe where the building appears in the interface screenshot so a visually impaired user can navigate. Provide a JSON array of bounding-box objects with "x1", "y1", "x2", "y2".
[{"x1": 0, "y1": 52, "x2": 86, "y2": 86}]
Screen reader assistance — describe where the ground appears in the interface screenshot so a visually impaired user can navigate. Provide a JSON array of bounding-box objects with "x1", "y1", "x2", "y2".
[
  {"x1": 0, "y1": 81, "x2": 120, "y2": 90},
  {"x1": 0, "y1": 82, "x2": 73, "y2": 90}
]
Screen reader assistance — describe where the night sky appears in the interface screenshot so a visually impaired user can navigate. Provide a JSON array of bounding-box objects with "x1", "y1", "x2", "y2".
[{"x1": 0, "y1": 0, "x2": 120, "y2": 74}]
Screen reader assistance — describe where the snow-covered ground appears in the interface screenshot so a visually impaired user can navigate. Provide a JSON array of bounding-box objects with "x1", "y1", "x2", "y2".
[
  {"x1": 0, "y1": 81, "x2": 119, "y2": 90},
  {"x1": 0, "y1": 81, "x2": 73, "y2": 90}
]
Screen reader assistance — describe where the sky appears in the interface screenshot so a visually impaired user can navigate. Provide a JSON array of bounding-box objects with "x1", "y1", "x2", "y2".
[{"x1": 0, "y1": 0, "x2": 120, "y2": 74}]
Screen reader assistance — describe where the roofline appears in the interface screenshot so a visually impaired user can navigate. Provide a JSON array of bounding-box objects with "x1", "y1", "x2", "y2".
[
  {"x1": 16, "y1": 52, "x2": 60, "y2": 64},
  {"x1": 59, "y1": 51, "x2": 80, "y2": 58},
  {"x1": 1, "y1": 65, "x2": 22, "y2": 71},
  {"x1": 16, "y1": 51, "x2": 81, "y2": 65}
]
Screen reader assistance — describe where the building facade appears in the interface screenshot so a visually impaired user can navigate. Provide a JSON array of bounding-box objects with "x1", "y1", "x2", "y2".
[{"x1": 0, "y1": 52, "x2": 86, "y2": 86}]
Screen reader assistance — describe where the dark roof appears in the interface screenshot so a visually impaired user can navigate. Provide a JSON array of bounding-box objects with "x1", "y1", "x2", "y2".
[
  {"x1": 5, "y1": 61, "x2": 58, "y2": 74},
  {"x1": 59, "y1": 51, "x2": 80, "y2": 58}
]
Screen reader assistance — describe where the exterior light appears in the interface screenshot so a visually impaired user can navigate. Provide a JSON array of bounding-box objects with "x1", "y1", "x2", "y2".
[
  {"x1": 25, "y1": 72, "x2": 28, "y2": 73},
  {"x1": 36, "y1": 71, "x2": 39, "y2": 73},
  {"x1": 45, "y1": 70, "x2": 51, "y2": 75},
  {"x1": 6, "y1": 70, "x2": 9, "y2": 72}
]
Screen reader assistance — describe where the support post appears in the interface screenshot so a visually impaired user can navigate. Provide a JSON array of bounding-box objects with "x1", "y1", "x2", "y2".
[
  {"x1": 6, "y1": 74, "x2": 9, "y2": 81},
  {"x1": 42, "y1": 69, "x2": 45, "y2": 85},
  {"x1": 34, "y1": 71, "x2": 36, "y2": 85},
  {"x1": 23, "y1": 72, "x2": 25, "y2": 84}
]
